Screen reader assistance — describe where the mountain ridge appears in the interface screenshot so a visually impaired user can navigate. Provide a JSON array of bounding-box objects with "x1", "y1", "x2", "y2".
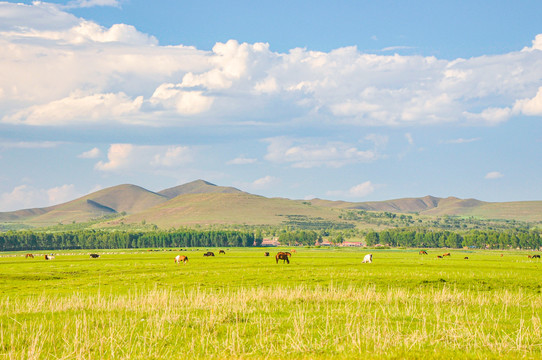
[
  {"x1": 1, "y1": 179, "x2": 541, "y2": 227},
  {"x1": 158, "y1": 179, "x2": 244, "y2": 199}
]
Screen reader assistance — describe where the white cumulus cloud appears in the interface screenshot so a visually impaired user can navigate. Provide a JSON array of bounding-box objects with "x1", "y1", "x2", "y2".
[
  {"x1": 326, "y1": 181, "x2": 376, "y2": 199},
  {"x1": 0, "y1": 184, "x2": 80, "y2": 211},
  {"x1": 485, "y1": 171, "x2": 504, "y2": 179},
  {"x1": 78, "y1": 147, "x2": 101, "y2": 159},
  {"x1": 234, "y1": 175, "x2": 280, "y2": 193},
  {"x1": 1, "y1": 2, "x2": 542, "y2": 127},
  {"x1": 0, "y1": 141, "x2": 62, "y2": 149},
  {"x1": 65, "y1": 0, "x2": 121, "y2": 9},
  {"x1": 150, "y1": 84, "x2": 213, "y2": 115},
  {"x1": 3, "y1": 92, "x2": 143, "y2": 126},
  {"x1": 227, "y1": 156, "x2": 257, "y2": 165},
  {"x1": 513, "y1": 87, "x2": 542, "y2": 116},
  {"x1": 405, "y1": 133, "x2": 414, "y2": 145},
  {"x1": 348, "y1": 181, "x2": 376, "y2": 197},
  {"x1": 47, "y1": 184, "x2": 80, "y2": 205},
  {"x1": 252, "y1": 175, "x2": 278, "y2": 188},
  {"x1": 95, "y1": 144, "x2": 194, "y2": 172},
  {"x1": 443, "y1": 138, "x2": 481, "y2": 144},
  {"x1": 151, "y1": 146, "x2": 193, "y2": 167},
  {"x1": 264, "y1": 137, "x2": 377, "y2": 168}
]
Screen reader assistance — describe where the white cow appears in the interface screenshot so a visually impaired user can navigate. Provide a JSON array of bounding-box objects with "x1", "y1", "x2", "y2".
[{"x1": 362, "y1": 254, "x2": 372, "y2": 263}]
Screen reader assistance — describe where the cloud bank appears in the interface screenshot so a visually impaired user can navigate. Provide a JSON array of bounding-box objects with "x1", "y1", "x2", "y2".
[
  {"x1": 95, "y1": 144, "x2": 194, "y2": 172},
  {"x1": 327, "y1": 181, "x2": 376, "y2": 199},
  {"x1": 264, "y1": 137, "x2": 377, "y2": 168},
  {"x1": 0, "y1": 184, "x2": 81, "y2": 211},
  {"x1": 1, "y1": 2, "x2": 542, "y2": 128}
]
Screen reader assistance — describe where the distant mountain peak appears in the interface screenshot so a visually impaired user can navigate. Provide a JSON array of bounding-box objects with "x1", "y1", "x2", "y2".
[
  {"x1": 158, "y1": 179, "x2": 243, "y2": 199},
  {"x1": 189, "y1": 179, "x2": 217, "y2": 186}
]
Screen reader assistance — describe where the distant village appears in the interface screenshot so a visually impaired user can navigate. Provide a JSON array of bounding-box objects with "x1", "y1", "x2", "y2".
[{"x1": 260, "y1": 237, "x2": 372, "y2": 247}]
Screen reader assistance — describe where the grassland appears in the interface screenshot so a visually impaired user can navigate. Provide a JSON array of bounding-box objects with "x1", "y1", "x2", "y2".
[{"x1": 1, "y1": 248, "x2": 542, "y2": 359}]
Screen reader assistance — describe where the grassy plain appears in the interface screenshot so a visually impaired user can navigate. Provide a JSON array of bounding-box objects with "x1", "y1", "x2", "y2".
[{"x1": 1, "y1": 248, "x2": 542, "y2": 359}]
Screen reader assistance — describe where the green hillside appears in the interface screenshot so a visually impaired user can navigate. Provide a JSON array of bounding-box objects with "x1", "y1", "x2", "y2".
[
  {"x1": 100, "y1": 192, "x2": 351, "y2": 228},
  {"x1": 1, "y1": 179, "x2": 541, "y2": 230},
  {"x1": 311, "y1": 195, "x2": 485, "y2": 213},
  {"x1": 310, "y1": 196, "x2": 542, "y2": 223},
  {"x1": 450, "y1": 201, "x2": 542, "y2": 222},
  {"x1": 158, "y1": 179, "x2": 243, "y2": 198},
  {"x1": 3, "y1": 184, "x2": 168, "y2": 226}
]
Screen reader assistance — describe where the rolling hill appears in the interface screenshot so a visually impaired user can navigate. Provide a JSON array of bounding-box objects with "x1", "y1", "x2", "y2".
[
  {"x1": 0, "y1": 184, "x2": 168, "y2": 226},
  {"x1": 158, "y1": 179, "x2": 244, "y2": 198},
  {"x1": 1, "y1": 179, "x2": 541, "y2": 229},
  {"x1": 104, "y1": 192, "x2": 345, "y2": 228}
]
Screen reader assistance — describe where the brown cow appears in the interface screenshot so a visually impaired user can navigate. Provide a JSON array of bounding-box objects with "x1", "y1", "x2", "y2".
[
  {"x1": 25, "y1": 253, "x2": 34, "y2": 258},
  {"x1": 442, "y1": 253, "x2": 451, "y2": 257},
  {"x1": 437, "y1": 255, "x2": 443, "y2": 258},
  {"x1": 291, "y1": 249, "x2": 297, "y2": 254},
  {"x1": 219, "y1": 250, "x2": 226, "y2": 255},
  {"x1": 419, "y1": 250, "x2": 428, "y2": 255},
  {"x1": 203, "y1": 252, "x2": 215, "y2": 257},
  {"x1": 175, "y1": 255, "x2": 188, "y2": 264},
  {"x1": 264, "y1": 252, "x2": 270, "y2": 256},
  {"x1": 464, "y1": 257, "x2": 469, "y2": 259}
]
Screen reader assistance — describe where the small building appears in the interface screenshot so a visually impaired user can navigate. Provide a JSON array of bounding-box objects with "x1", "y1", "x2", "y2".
[
  {"x1": 340, "y1": 241, "x2": 365, "y2": 247},
  {"x1": 261, "y1": 237, "x2": 281, "y2": 247}
]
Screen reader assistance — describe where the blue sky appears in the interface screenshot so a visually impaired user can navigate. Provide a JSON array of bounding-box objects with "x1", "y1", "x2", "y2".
[{"x1": 0, "y1": 0, "x2": 541, "y2": 211}]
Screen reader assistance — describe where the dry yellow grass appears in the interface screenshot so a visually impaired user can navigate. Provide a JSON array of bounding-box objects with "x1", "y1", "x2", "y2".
[{"x1": 2, "y1": 285, "x2": 541, "y2": 359}]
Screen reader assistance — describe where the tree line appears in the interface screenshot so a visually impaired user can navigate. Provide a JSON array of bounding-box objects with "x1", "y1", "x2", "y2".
[
  {"x1": 278, "y1": 230, "x2": 320, "y2": 246},
  {"x1": 365, "y1": 229, "x2": 542, "y2": 249},
  {"x1": 2, "y1": 227, "x2": 541, "y2": 252},
  {"x1": 0, "y1": 229, "x2": 260, "y2": 251}
]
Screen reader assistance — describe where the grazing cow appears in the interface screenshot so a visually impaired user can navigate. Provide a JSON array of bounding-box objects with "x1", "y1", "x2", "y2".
[
  {"x1": 437, "y1": 255, "x2": 443, "y2": 258},
  {"x1": 219, "y1": 250, "x2": 226, "y2": 255},
  {"x1": 276, "y1": 252, "x2": 290, "y2": 264},
  {"x1": 464, "y1": 257, "x2": 469, "y2": 259},
  {"x1": 89, "y1": 253, "x2": 100, "y2": 258},
  {"x1": 501, "y1": 254, "x2": 504, "y2": 257},
  {"x1": 419, "y1": 250, "x2": 428, "y2": 255},
  {"x1": 25, "y1": 253, "x2": 34, "y2": 258},
  {"x1": 264, "y1": 252, "x2": 270, "y2": 257},
  {"x1": 291, "y1": 249, "x2": 297, "y2": 254},
  {"x1": 44, "y1": 254, "x2": 55, "y2": 260},
  {"x1": 362, "y1": 254, "x2": 373, "y2": 263},
  {"x1": 533, "y1": 255, "x2": 541, "y2": 259},
  {"x1": 528, "y1": 255, "x2": 532, "y2": 259},
  {"x1": 203, "y1": 252, "x2": 215, "y2": 257},
  {"x1": 442, "y1": 253, "x2": 451, "y2": 257},
  {"x1": 175, "y1": 255, "x2": 188, "y2": 264}
]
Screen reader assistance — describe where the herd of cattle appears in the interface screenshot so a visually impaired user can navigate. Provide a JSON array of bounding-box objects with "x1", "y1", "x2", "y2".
[{"x1": 20, "y1": 250, "x2": 542, "y2": 264}]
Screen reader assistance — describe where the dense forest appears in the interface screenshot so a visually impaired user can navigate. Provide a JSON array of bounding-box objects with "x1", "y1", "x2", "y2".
[
  {"x1": 365, "y1": 228, "x2": 542, "y2": 250},
  {"x1": 0, "y1": 227, "x2": 541, "y2": 251},
  {"x1": 0, "y1": 229, "x2": 258, "y2": 251}
]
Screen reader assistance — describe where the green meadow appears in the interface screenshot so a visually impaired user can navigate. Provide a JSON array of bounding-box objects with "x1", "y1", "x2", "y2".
[{"x1": 1, "y1": 248, "x2": 541, "y2": 359}]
